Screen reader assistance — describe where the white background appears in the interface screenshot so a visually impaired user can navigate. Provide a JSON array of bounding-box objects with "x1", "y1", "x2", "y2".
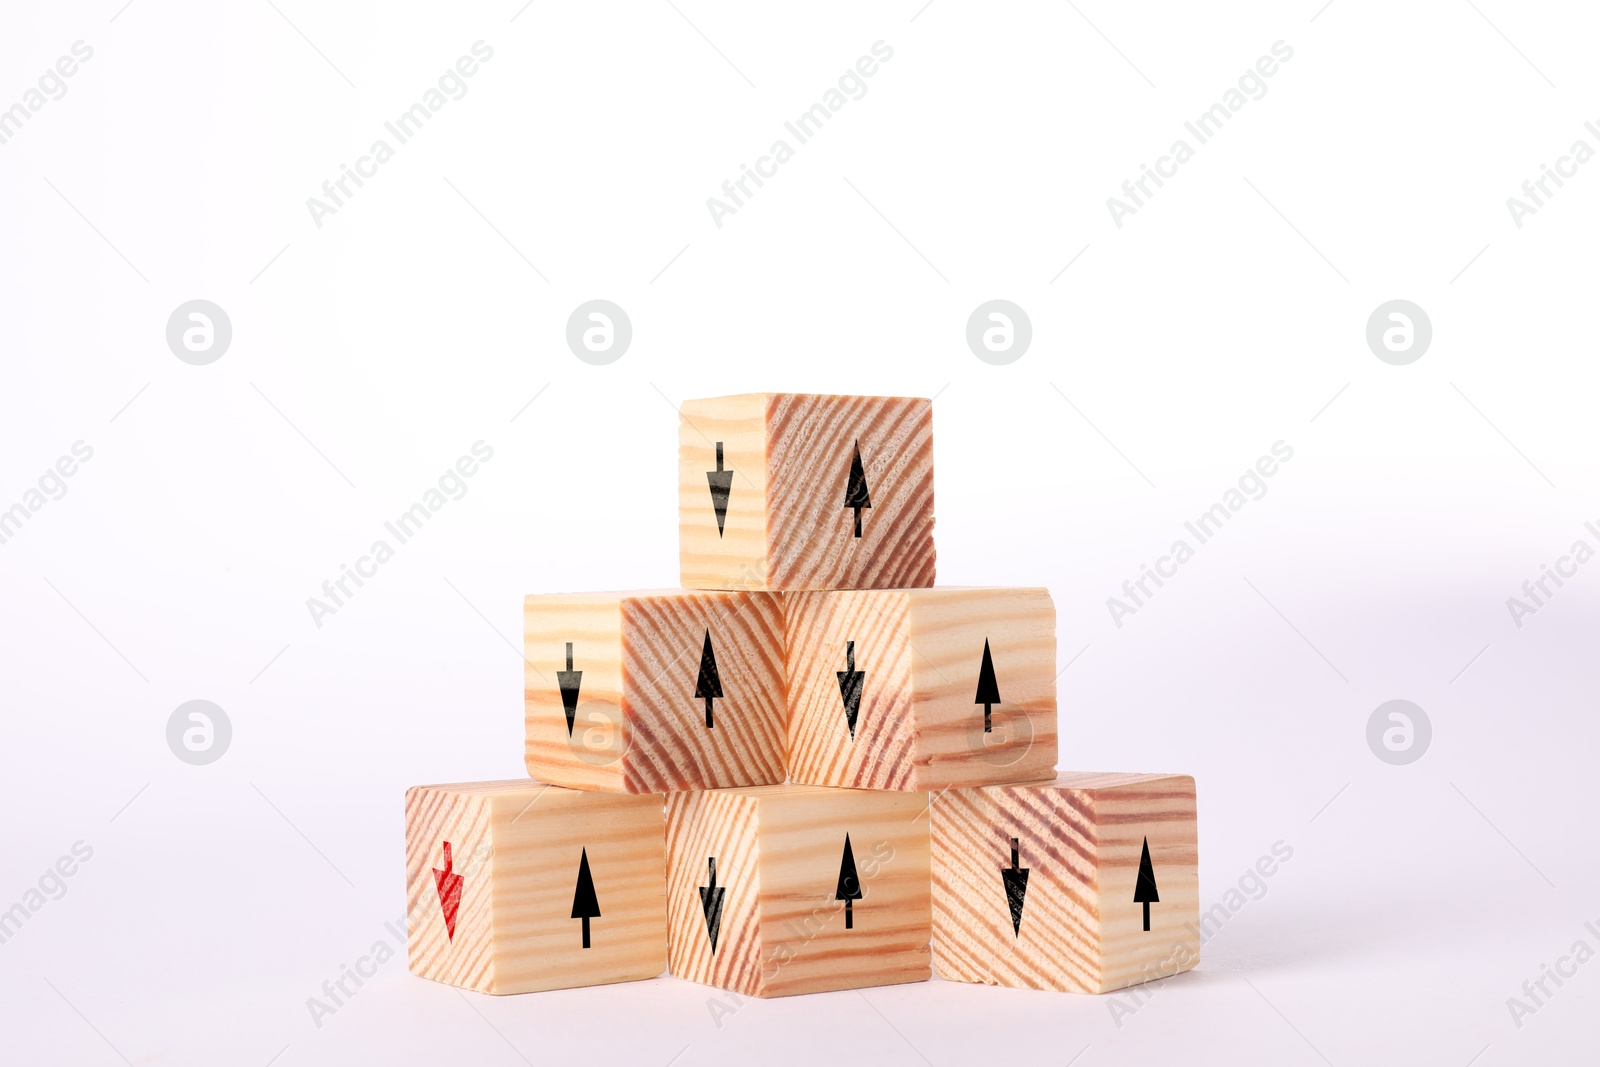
[{"x1": 3, "y1": 1, "x2": 1598, "y2": 1064}]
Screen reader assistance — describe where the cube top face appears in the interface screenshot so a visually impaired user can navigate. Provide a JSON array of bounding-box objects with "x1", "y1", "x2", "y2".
[
  {"x1": 524, "y1": 590, "x2": 787, "y2": 793},
  {"x1": 786, "y1": 587, "x2": 1058, "y2": 791},
  {"x1": 405, "y1": 780, "x2": 667, "y2": 995},
  {"x1": 930, "y1": 773, "x2": 1198, "y2": 994},
  {"x1": 667, "y1": 787, "x2": 932, "y2": 998},
  {"x1": 678, "y1": 393, "x2": 936, "y2": 591}
]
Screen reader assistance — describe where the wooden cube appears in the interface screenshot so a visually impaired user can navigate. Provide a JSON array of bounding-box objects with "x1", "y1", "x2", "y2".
[
  {"x1": 930, "y1": 773, "x2": 1199, "y2": 994},
  {"x1": 404, "y1": 779, "x2": 666, "y2": 994},
  {"x1": 786, "y1": 587, "x2": 1057, "y2": 790},
  {"x1": 524, "y1": 590, "x2": 786, "y2": 792},
  {"x1": 666, "y1": 785, "x2": 931, "y2": 997},
  {"x1": 678, "y1": 393, "x2": 936, "y2": 591}
]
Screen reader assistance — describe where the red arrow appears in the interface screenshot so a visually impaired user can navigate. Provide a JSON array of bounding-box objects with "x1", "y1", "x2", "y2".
[{"x1": 433, "y1": 841, "x2": 464, "y2": 941}]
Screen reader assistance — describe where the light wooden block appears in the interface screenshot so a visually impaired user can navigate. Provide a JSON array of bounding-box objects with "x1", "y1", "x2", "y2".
[
  {"x1": 524, "y1": 590, "x2": 786, "y2": 792},
  {"x1": 786, "y1": 587, "x2": 1058, "y2": 790},
  {"x1": 404, "y1": 779, "x2": 666, "y2": 994},
  {"x1": 678, "y1": 393, "x2": 936, "y2": 590},
  {"x1": 666, "y1": 785, "x2": 931, "y2": 998},
  {"x1": 931, "y1": 772, "x2": 1199, "y2": 994}
]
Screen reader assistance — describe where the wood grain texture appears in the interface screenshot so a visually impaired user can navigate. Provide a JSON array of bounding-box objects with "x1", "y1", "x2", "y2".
[
  {"x1": 666, "y1": 785, "x2": 931, "y2": 998},
  {"x1": 405, "y1": 780, "x2": 667, "y2": 994},
  {"x1": 930, "y1": 773, "x2": 1199, "y2": 994},
  {"x1": 665, "y1": 790, "x2": 765, "y2": 996},
  {"x1": 679, "y1": 393, "x2": 936, "y2": 591},
  {"x1": 524, "y1": 590, "x2": 787, "y2": 793},
  {"x1": 786, "y1": 588, "x2": 1058, "y2": 791},
  {"x1": 678, "y1": 395, "x2": 769, "y2": 590}
]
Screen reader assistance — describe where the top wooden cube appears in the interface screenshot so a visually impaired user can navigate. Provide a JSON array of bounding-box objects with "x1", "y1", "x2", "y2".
[{"x1": 678, "y1": 393, "x2": 936, "y2": 591}]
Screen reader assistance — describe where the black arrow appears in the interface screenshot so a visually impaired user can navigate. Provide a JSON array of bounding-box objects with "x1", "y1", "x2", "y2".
[
  {"x1": 698, "y1": 857, "x2": 726, "y2": 953},
  {"x1": 1134, "y1": 836, "x2": 1159, "y2": 932},
  {"x1": 836, "y1": 833, "x2": 863, "y2": 929},
  {"x1": 706, "y1": 442, "x2": 733, "y2": 537},
  {"x1": 1000, "y1": 838, "x2": 1030, "y2": 937},
  {"x1": 557, "y1": 642, "x2": 582, "y2": 737},
  {"x1": 836, "y1": 641, "x2": 865, "y2": 740},
  {"x1": 974, "y1": 639, "x2": 1001, "y2": 734},
  {"x1": 843, "y1": 439, "x2": 871, "y2": 538},
  {"x1": 571, "y1": 847, "x2": 600, "y2": 948},
  {"x1": 694, "y1": 629, "x2": 723, "y2": 728}
]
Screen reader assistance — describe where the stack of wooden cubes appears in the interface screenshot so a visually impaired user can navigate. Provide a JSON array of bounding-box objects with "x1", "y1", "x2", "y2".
[{"x1": 404, "y1": 393, "x2": 1200, "y2": 998}]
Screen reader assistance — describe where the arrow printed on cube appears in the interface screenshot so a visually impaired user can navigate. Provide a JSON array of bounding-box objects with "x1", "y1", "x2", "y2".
[
  {"x1": 836, "y1": 833, "x2": 863, "y2": 929},
  {"x1": 694, "y1": 629, "x2": 723, "y2": 728},
  {"x1": 836, "y1": 641, "x2": 865, "y2": 740},
  {"x1": 699, "y1": 857, "x2": 726, "y2": 953},
  {"x1": 1134, "y1": 836, "x2": 1159, "y2": 932},
  {"x1": 843, "y1": 439, "x2": 871, "y2": 538},
  {"x1": 557, "y1": 642, "x2": 582, "y2": 737},
  {"x1": 1000, "y1": 837, "x2": 1030, "y2": 937},
  {"x1": 706, "y1": 442, "x2": 733, "y2": 537},
  {"x1": 571, "y1": 847, "x2": 600, "y2": 948},
  {"x1": 433, "y1": 841, "x2": 464, "y2": 942},
  {"x1": 974, "y1": 638, "x2": 1001, "y2": 734}
]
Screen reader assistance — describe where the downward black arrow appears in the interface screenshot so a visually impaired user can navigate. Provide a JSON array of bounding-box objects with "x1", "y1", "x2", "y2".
[
  {"x1": 557, "y1": 642, "x2": 582, "y2": 737},
  {"x1": 836, "y1": 641, "x2": 865, "y2": 739},
  {"x1": 706, "y1": 442, "x2": 733, "y2": 537},
  {"x1": 699, "y1": 857, "x2": 726, "y2": 953},
  {"x1": 1000, "y1": 837, "x2": 1030, "y2": 937}
]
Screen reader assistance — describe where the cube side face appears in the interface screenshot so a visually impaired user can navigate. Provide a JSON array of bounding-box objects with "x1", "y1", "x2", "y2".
[
  {"x1": 665, "y1": 791, "x2": 764, "y2": 997},
  {"x1": 405, "y1": 786, "x2": 498, "y2": 993},
  {"x1": 525, "y1": 596, "x2": 627, "y2": 791},
  {"x1": 1089, "y1": 775, "x2": 1199, "y2": 993},
  {"x1": 679, "y1": 395, "x2": 770, "y2": 590},
  {"x1": 785, "y1": 590, "x2": 915, "y2": 790},
  {"x1": 929, "y1": 785, "x2": 1099, "y2": 992},
  {"x1": 764, "y1": 394, "x2": 936, "y2": 590},
  {"x1": 754, "y1": 789, "x2": 931, "y2": 997},
  {"x1": 487, "y1": 787, "x2": 668, "y2": 994},
  {"x1": 906, "y1": 588, "x2": 1059, "y2": 791},
  {"x1": 619, "y1": 592, "x2": 787, "y2": 792}
]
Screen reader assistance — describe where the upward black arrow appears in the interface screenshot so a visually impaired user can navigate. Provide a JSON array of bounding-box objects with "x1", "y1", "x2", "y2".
[
  {"x1": 836, "y1": 834, "x2": 863, "y2": 929},
  {"x1": 1000, "y1": 838, "x2": 1030, "y2": 937},
  {"x1": 571, "y1": 847, "x2": 600, "y2": 948},
  {"x1": 698, "y1": 857, "x2": 726, "y2": 953},
  {"x1": 706, "y1": 442, "x2": 733, "y2": 537},
  {"x1": 836, "y1": 641, "x2": 865, "y2": 739},
  {"x1": 843, "y1": 439, "x2": 871, "y2": 538},
  {"x1": 694, "y1": 629, "x2": 723, "y2": 728},
  {"x1": 1134, "y1": 837, "x2": 1160, "y2": 932},
  {"x1": 974, "y1": 639, "x2": 1001, "y2": 734},
  {"x1": 557, "y1": 642, "x2": 582, "y2": 737}
]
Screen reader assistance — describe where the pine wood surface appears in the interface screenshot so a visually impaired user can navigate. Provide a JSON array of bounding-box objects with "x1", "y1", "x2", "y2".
[
  {"x1": 524, "y1": 590, "x2": 786, "y2": 792},
  {"x1": 667, "y1": 784, "x2": 932, "y2": 997},
  {"x1": 406, "y1": 779, "x2": 667, "y2": 994},
  {"x1": 678, "y1": 393, "x2": 935, "y2": 590},
  {"x1": 786, "y1": 587, "x2": 1058, "y2": 790},
  {"x1": 930, "y1": 772, "x2": 1199, "y2": 994}
]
